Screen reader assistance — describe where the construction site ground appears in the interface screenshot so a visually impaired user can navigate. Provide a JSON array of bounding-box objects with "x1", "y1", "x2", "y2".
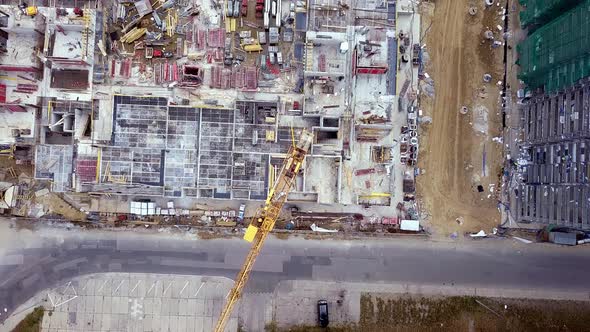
[
  {"x1": 417, "y1": 0, "x2": 505, "y2": 238},
  {"x1": 267, "y1": 280, "x2": 590, "y2": 331}
]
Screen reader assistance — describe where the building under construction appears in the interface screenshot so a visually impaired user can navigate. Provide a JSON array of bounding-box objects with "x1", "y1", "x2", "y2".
[
  {"x1": 0, "y1": 0, "x2": 424, "y2": 225},
  {"x1": 514, "y1": 0, "x2": 590, "y2": 229}
]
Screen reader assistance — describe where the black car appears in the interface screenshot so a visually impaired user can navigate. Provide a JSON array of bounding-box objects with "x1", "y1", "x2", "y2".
[{"x1": 317, "y1": 300, "x2": 329, "y2": 327}]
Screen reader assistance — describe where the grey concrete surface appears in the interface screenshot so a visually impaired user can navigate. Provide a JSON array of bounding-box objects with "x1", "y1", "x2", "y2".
[
  {"x1": 36, "y1": 273, "x2": 237, "y2": 332},
  {"x1": 1, "y1": 223, "x2": 590, "y2": 328}
]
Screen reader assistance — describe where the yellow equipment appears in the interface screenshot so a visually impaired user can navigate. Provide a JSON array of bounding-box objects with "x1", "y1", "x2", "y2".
[
  {"x1": 0, "y1": 144, "x2": 15, "y2": 159},
  {"x1": 358, "y1": 192, "x2": 391, "y2": 198},
  {"x1": 214, "y1": 130, "x2": 313, "y2": 332},
  {"x1": 25, "y1": 6, "x2": 38, "y2": 16},
  {"x1": 243, "y1": 43, "x2": 263, "y2": 52}
]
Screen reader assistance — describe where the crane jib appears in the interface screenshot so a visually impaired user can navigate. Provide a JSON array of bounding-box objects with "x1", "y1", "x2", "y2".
[{"x1": 213, "y1": 130, "x2": 313, "y2": 332}]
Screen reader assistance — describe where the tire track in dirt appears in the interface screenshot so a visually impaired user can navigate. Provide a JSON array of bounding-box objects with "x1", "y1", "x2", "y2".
[{"x1": 417, "y1": 0, "x2": 503, "y2": 238}]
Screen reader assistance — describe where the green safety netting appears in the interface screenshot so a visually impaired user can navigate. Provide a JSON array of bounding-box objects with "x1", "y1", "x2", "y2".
[
  {"x1": 519, "y1": 0, "x2": 583, "y2": 28},
  {"x1": 517, "y1": 0, "x2": 590, "y2": 92}
]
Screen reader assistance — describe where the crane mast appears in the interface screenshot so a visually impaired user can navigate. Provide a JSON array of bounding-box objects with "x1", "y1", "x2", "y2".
[{"x1": 214, "y1": 130, "x2": 313, "y2": 332}]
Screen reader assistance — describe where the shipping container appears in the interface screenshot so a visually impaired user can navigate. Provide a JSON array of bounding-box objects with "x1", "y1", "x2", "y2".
[
  {"x1": 258, "y1": 31, "x2": 267, "y2": 44},
  {"x1": 549, "y1": 231, "x2": 577, "y2": 245},
  {"x1": 264, "y1": 13, "x2": 269, "y2": 28},
  {"x1": 400, "y1": 219, "x2": 420, "y2": 232},
  {"x1": 233, "y1": 0, "x2": 241, "y2": 17},
  {"x1": 269, "y1": 27, "x2": 279, "y2": 44}
]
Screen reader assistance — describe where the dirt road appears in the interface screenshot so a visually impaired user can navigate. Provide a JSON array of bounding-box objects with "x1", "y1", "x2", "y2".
[{"x1": 417, "y1": 0, "x2": 505, "y2": 237}]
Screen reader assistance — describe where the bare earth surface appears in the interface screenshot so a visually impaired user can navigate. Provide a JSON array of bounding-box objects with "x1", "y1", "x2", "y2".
[{"x1": 417, "y1": 0, "x2": 505, "y2": 238}]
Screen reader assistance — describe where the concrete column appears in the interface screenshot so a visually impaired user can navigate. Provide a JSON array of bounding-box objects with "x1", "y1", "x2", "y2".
[
  {"x1": 535, "y1": 104, "x2": 544, "y2": 141},
  {"x1": 523, "y1": 185, "x2": 531, "y2": 221},
  {"x1": 564, "y1": 90, "x2": 572, "y2": 136},
  {"x1": 549, "y1": 186, "x2": 556, "y2": 223},
  {"x1": 583, "y1": 86, "x2": 590, "y2": 134},
  {"x1": 573, "y1": 187, "x2": 581, "y2": 227},
  {"x1": 574, "y1": 88, "x2": 582, "y2": 135},
  {"x1": 524, "y1": 103, "x2": 531, "y2": 141},
  {"x1": 557, "y1": 94, "x2": 564, "y2": 138},
  {"x1": 548, "y1": 97, "x2": 556, "y2": 140},
  {"x1": 583, "y1": 186, "x2": 589, "y2": 228},
  {"x1": 554, "y1": 95, "x2": 560, "y2": 140}
]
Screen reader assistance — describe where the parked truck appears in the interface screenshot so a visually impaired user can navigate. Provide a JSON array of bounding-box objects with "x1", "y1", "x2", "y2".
[{"x1": 237, "y1": 203, "x2": 246, "y2": 223}]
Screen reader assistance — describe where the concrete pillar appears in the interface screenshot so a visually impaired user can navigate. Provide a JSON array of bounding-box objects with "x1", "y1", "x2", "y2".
[
  {"x1": 548, "y1": 97, "x2": 556, "y2": 140},
  {"x1": 522, "y1": 104, "x2": 532, "y2": 141},
  {"x1": 564, "y1": 89, "x2": 572, "y2": 136},
  {"x1": 583, "y1": 186, "x2": 589, "y2": 228},
  {"x1": 577, "y1": 87, "x2": 583, "y2": 135}
]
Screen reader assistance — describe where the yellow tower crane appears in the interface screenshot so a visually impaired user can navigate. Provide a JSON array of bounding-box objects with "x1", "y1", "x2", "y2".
[{"x1": 214, "y1": 130, "x2": 313, "y2": 332}]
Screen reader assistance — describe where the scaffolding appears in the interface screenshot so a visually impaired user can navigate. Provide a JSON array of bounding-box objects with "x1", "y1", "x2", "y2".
[
  {"x1": 517, "y1": 0, "x2": 590, "y2": 92},
  {"x1": 519, "y1": 0, "x2": 583, "y2": 28},
  {"x1": 81, "y1": 10, "x2": 91, "y2": 60}
]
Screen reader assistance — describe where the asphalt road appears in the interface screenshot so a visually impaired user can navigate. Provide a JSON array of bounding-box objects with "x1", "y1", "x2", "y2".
[{"x1": 1, "y1": 224, "x2": 590, "y2": 323}]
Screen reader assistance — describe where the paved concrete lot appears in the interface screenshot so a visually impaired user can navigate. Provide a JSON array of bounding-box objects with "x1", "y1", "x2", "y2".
[{"x1": 39, "y1": 273, "x2": 237, "y2": 332}]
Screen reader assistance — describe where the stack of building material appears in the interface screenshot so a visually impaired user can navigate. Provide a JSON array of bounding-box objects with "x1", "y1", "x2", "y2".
[
  {"x1": 166, "y1": 9, "x2": 178, "y2": 37},
  {"x1": 355, "y1": 168, "x2": 377, "y2": 176},
  {"x1": 76, "y1": 159, "x2": 98, "y2": 182},
  {"x1": 196, "y1": 29, "x2": 206, "y2": 49},
  {"x1": 221, "y1": 69, "x2": 232, "y2": 89},
  {"x1": 355, "y1": 124, "x2": 393, "y2": 142},
  {"x1": 5, "y1": 105, "x2": 26, "y2": 112},
  {"x1": 0, "y1": 84, "x2": 5, "y2": 103},
  {"x1": 244, "y1": 67, "x2": 257, "y2": 90},
  {"x1": 233, "y1": 67, "x2": 245, "y2": 88},
  {"x1": 118, "y1": 59, "x2": 132, "y2": 78},
  {"x1": 164, "y1": 63, "x2": 178, "y2": 81},
  {"x1": 207, "y1": 28, "x2": 225, "y2": 48},
  {"x1": 154, "y1": 62, "x2": 162, "y2": 84},
  {"x1": 210, "y1": 66, "x2": 224, "y2": 88},
  {"x1": 120, "y1": 27, "x2": 147, "y2": 43},
  {"x1": 318, "y1": 54, "x2": 326, "y2": 72},
  {"x1": 14, "y1": 83, "x2": 38, "y2": 94},
  {"x1": 214, "y1": 49, "x2": 224, "y2": 61},
  {"x1": 130, "y1": 201, "x2": 156, "y2": 215},
  {"x1": 357, "y1": 67, "x2": 388, "y2": 74}
]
